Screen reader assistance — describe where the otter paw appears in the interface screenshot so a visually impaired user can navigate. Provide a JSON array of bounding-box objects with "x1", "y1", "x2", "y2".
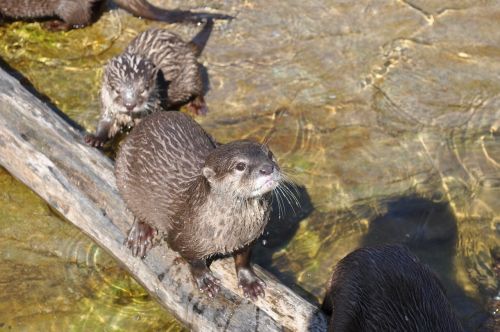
[
  {"x1": 238, "y1": 269, "x2": 266, "y2": 300},
  {"x1": 42, "y1": 20, "x2": 71, "y2": 32},
  {"x1": 125, "y1": 221, "x2": 157, "y2": 258},
  {"x1": 187, "y1": 99, "x2": 208, "y2": 116},
  {"x1": 194, "y1": 272, "x2": 221, "y2": 298},
  {"x1": 84, "y1": 134, "x2": 108, "y2": 148}
]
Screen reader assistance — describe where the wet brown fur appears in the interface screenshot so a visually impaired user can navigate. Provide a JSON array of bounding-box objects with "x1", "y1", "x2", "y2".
[
  {"x1": 115, "y1": 112, "x2": 280, "y2": 298},
  {"x1": 0, "y1": 0, "x2": 231, "y2": 30},
  {"x1": 85, "y1": 21, "x2": 212, "y2": 148},
  {"x1": 322, "y1": 245, "x2": 465, "y2": 332}
]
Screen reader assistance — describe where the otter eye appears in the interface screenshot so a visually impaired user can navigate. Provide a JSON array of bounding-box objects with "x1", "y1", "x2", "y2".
[{"x1": 235, "y1": 162, "x2": 246, "y2": 171}]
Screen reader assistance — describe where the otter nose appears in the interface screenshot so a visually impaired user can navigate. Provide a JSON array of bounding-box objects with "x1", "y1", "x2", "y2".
[
  {"x1": 259, "y1": 164, "x2": 274, "y2": 175},
  {"x1": 124, "y1": 102, "x2": 136, "y2": 112}
]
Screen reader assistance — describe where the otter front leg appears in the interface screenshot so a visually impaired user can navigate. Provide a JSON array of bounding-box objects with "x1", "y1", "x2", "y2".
[
  {"x1": 125, "y1": 219, "x2": 157, "y2": 258},
  {"x1": 187, "y1": 259, "x2": 221, "y2": 298},
  {"x1": 234, "y1": 246, "x2": 266, "y2": 300},
  {"x1": 84, "y1": 119, "x2": 112, "y2": 148}
]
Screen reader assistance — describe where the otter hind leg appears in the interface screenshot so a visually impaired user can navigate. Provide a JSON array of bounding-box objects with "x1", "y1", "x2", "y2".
[
  {"x1": 42, "y1": 20, "x2": 72, "y2": 31},
  {"x1": 186, "y1": 95, "x2": 208, "y2": 116},
  {"x1": 234, "y1": 246, "x2": 266, "y2": 300},
  {"x1": 125, "y1": 219, "x2": 158, "y2": 258},
  {"x1": 187, "y1": 259, "x2": 221, "y2": 298}
]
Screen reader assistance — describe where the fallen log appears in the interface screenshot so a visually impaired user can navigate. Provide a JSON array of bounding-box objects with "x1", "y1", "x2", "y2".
[{"x1": 0, "y1": 65, "x2": 327, "y2": 331}]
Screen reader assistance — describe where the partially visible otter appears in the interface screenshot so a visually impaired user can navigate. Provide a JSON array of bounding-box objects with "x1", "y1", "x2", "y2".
[
  {"x1": 115, "y1": 112, "x2": 282, "y2": 299},
  {"x1": 322, "y1": 245, "x2": 465, "y2": 332},
  {"x1": 85, "y1": 20, "x2": 212, "y2": 148},
  {"x1": 0, "y1": 0, "x2": 231, "y2": 31}
]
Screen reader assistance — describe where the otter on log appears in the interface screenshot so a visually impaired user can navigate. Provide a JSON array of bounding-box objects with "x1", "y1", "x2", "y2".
[
  {"x1": 322, "y1": 245, "x2": 465, "y2": 332},
  {"x1": 0, "y1": 0, "x2": 232, "y2": 31},
  {"x1": 115, "y1": 111, "x2": 284, "y2": 300},
  {"x1": 85, "y1": 20, "x2": 212, "y2": 148}
]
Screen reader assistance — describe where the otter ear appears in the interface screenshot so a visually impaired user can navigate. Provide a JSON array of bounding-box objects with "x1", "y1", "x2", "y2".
[{"x1": 202, "y1": 166, "x2": 216, "y2": 180}]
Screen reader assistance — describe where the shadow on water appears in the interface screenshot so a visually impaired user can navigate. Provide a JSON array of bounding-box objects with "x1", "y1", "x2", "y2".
[
  {"x1": 360, "y1": 195, "x2": 492, "y2": 331},
  {"x1": 0, "y1": 56, "x2": 84, "y2": 132},
  {"x1": 253, "y1": 183, "x2": 316, "y2": 300}
]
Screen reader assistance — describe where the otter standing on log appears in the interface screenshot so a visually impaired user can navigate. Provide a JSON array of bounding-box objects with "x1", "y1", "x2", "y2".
[
  {"x1": 85, "y1": 20, "x2": 212, "y2": 148},
  {"x1": 322, "y1": 245, "x2": 465, "y2": 332},
  {"x1": 0, "y1": 0, "x2": 231, "y2": 31},
  {"x1": 115, "y1": 112, "x2": 283, "y2": 299}
]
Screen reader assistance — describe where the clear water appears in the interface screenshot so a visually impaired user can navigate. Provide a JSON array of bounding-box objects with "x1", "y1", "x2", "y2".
[{"x1": 0, "y1": 0, "x2": 498, "y2": 330}]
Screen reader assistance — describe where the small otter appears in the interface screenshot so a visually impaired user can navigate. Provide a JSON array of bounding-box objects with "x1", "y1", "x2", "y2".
[
  {"x1": 0, "y1": 0, "x2": 231, "y2": 31},
  {"x1": 85, "y1": 20, "x2": 212, "y2": 148},
  {"x1": 322, "y1": 245, "x2": 465, "y2": 332},
  {"x1": 115, "y1": 111, "x2": 282, "y2": 299}
]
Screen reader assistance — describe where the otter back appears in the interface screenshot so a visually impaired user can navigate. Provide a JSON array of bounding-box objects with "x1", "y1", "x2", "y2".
[
  {"x1": 323, "y1": 245, "x2": 464, "y2": 332},
  {"x1": 115, "y1": 112, "x2": 216, "y2": 232},
  {"x1": 0, "y1": 0, "x2": 95, "y2": 26},
  {"x1": 125, "y1": 28, "x2": 202, "y2": 104}
]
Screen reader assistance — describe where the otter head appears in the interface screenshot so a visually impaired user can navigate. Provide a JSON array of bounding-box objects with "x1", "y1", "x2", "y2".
[
  {"x1": 103, "y1": 53, "x2": 158, "y2": 115},
  {"x1": 202, "y1": 141, "x2": 281, "y2": 199}
]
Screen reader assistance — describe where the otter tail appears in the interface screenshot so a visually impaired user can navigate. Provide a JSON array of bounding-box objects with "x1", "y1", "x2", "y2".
[
  {"x1": 113, "y1": 0, "x2": 232, "y2": 24},
  {"x1": 188, "y1": 18, "x2": 214, "y2": 57}
]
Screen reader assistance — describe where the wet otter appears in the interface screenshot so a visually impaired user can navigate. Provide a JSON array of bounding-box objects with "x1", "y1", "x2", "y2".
[
  {"x1": 322, "y1": 245, "x2": 465, "y2": 332},
  {"x1": 115, "y1": 111, "x2": 282, "y2": 299},
  {"x1": 0, "y1": 0, "x2": 231, "y2": 31},
  {"x1": 85, "y1": 20, "x2": 212, "y2": 148}
]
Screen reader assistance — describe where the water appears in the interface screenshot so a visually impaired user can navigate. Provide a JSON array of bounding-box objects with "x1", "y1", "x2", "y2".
[{"x1": 0, "y1": 0, "x2": 498, "y2": 330}]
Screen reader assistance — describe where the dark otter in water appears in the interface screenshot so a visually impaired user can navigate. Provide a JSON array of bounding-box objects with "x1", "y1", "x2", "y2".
[
  {"x1": 115, "y1": 111, "x2": 283, "y2": 299},
  {"x1": 85, "y1": 20, "x2": 212, "y2": 148},
  {"x1": 322, "y1": 245, "x2": 464, "y2": 332},
  {"x1": 0, "y1": 0, "x2": 231, "y2": 31}
]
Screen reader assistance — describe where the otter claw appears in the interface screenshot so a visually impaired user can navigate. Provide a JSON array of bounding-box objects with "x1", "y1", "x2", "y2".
[
  {"x1": 187, "y1": 97, "x2": 208, "y2": 116},
  {"x1": 42, "y1": 20, "x2": 72, "y2": 31},
  {"x1": 84, "y1": 134, "x2": 107, "y2": 149},
  {"x1": 241, "y1": 280, "x2": 266, "y2": 300},
  {"x1": 195, "y1": 272, "x2": 221, "y2": 298},
  {"x1": 125, "y1": 221, "x2": 157, "y2": 258},
  {"x1": 237, "y1": 269, "x2": 266, "y2": 300}
]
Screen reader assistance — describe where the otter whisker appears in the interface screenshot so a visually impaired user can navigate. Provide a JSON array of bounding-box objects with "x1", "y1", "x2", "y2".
[
  {"x1": 279, "y1": 180, "x2": 301, "y2": 208},
  {"x1": 276, "y1": 188, "x2": 285, "y2": 220},
  {"x1": 272, "y1": 187, "x2": 284, "y2": 220},
  {"x1": 280, "y1": 181, "x2": 300, "y2": 212},
  {"x1": 275, "y1": 184, "x2": 297, "y2": 215},
  {"x1": 280, "y1": 172, "x2": 301, "y2": 196}
]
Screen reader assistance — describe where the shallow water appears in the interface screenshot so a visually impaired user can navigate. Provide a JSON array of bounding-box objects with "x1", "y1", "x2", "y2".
[{"x1": 0, "y1": 0, "x2": 498, "y2": 330}]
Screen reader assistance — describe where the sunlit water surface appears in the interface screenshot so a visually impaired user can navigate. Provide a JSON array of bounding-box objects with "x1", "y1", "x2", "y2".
[{"x1": 0, "y1": 0, "x2": 498, "y2": 330}]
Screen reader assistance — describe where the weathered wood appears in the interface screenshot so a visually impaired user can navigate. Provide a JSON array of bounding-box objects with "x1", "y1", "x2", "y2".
[{"x1": 0, "y1": 66, "x2": 327, "y2": 331}]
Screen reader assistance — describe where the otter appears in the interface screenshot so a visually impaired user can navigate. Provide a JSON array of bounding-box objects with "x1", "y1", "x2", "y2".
[
  {"x1": 115, "y1": 111, "x2": 282, "y2": 299},
  {"x1": 322, "y1": 245, "x2": 465, "y2": 332},
  {"x1": 85, "y1": 20, "x2": 212, "y2": 148},
  {"x1": 0, "y1": 0, "x2": 231, "y2": 31}
]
